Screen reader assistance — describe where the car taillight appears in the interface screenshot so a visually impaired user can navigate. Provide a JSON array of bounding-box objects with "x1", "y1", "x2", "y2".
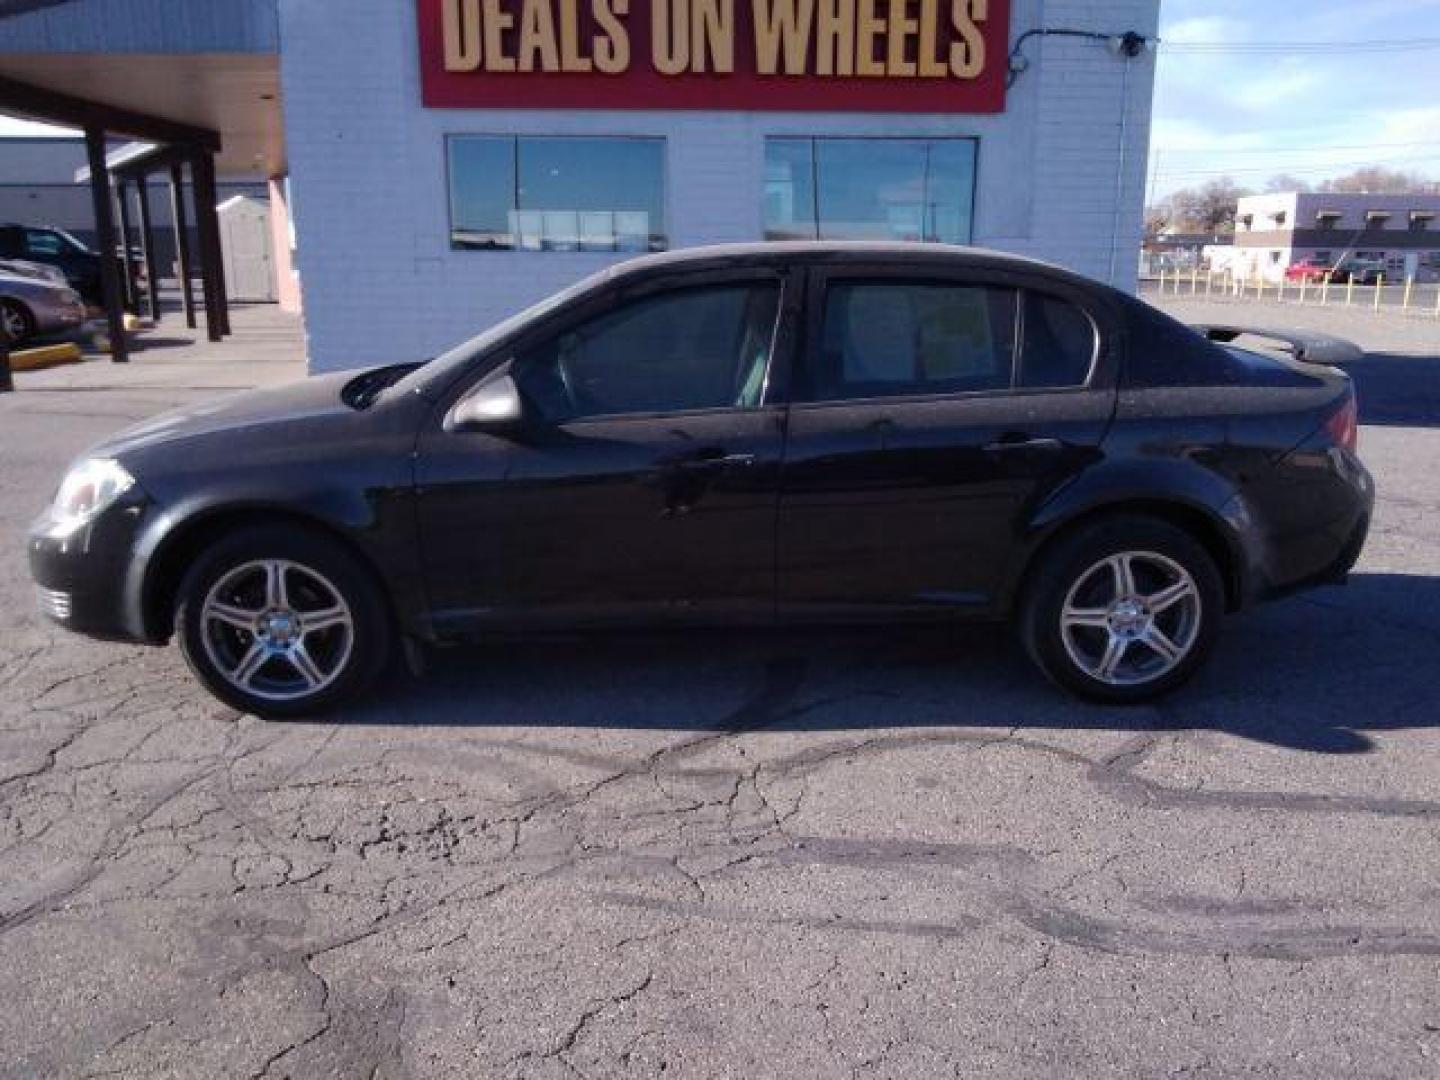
[{"x1": 1325, "y1": 395, "x2": 1358, "y2": 453}]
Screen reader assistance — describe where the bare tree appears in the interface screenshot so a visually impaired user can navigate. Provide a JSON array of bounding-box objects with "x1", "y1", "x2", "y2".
[
  {"x1": 1319, "y1": 167, "x2": 1428, "y2": 194},
  {"x1": 1264, "y1": 174, "x2": 1312, "y2": 194},
  {"x1": 1165, "y1": 178, "x2": 1253, "y2": 234}
]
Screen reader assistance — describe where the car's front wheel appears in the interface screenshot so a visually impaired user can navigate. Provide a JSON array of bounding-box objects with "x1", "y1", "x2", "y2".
[
  {"x1": 1019, "y1": 515, "x2": 1225, "y2": 703},
  {"x1": 175, "y1": 525, "x2": 392, "y2": 718}
]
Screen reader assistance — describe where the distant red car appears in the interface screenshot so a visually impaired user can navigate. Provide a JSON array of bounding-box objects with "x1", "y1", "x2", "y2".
[{"x1": 1285, "y1": 258, "x2": 1333, "y2": 283}]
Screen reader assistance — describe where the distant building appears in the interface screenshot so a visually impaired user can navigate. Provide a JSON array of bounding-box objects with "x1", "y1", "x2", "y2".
[
  {"x1": 1139, "y1": 230, "x2": 1231, "y2": 276},
  {"x1": 0, "y1": 135, "x2": 265, "y2": 275},
  {"x1": 1232, "y1": 192, "x2": 1440, "y2": 283}
]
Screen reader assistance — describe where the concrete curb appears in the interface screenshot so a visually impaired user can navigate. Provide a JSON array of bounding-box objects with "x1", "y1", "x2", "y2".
[{"x1": 9, "y1": 343, "x2": 85, "y2": 372}]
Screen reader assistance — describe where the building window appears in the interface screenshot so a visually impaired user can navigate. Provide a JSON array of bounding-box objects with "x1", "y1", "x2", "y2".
[
  {"x1": 1365, "y1": 211, "x2": 1392, "y2": 229},
  {"x1": 447, "y1": 136, "x2": 666, "y2": 252},
  {"x1": 763, "y1": 137, "x2": 977, "y2": 245},
  {"x1": 1411, "y1": 212, "x2": 1435, "y2": 232},
  {"x1": 1316, "y1": 212, "x2": 1341, "y2": 231}
]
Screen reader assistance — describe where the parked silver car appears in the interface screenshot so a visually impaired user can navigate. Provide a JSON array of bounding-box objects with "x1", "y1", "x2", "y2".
[
  {"x1": 0, "y1": 258, "x2": 68, "y2": 286},
  {"x1": 0, "y1": 268, "x2": 87, "y2": 344}
]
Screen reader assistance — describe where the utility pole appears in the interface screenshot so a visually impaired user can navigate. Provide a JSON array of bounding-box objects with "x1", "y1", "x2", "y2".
[{"x1": 0, "y1": 313, "x2": 12, "y2": 394}]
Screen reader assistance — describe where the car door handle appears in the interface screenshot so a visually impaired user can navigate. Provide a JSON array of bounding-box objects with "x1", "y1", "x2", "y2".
[
  {"x1": 685, "y1": 452, "x2": 756, "y2": 469},
  {"x1": 981, "y1": 436, "x2": 1065, "y2": 455},
  {"x1": 661, "y1": 450, "x2": 757, "y2": 471}
]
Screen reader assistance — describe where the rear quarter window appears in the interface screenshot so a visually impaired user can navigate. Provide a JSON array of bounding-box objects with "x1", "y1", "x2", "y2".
[{"x1": 1018, "y1": 294, "x2": 1096, "y2": 388}]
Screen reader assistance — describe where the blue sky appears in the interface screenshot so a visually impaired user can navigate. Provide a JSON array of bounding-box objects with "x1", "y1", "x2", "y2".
[{"x1": 1151, "y1": 0, "x2": 1440, "y2": 198}]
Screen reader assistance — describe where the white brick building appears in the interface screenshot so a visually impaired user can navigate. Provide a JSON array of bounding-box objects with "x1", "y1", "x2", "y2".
[
  {"x1": 279, "y1": 0, "x2": 1159, "y2": 372},
  {"x1": 1, "y1": 0, "x2": 1160, "y2": 373},
  {"x1": 1233, "y1": 191, "x2": 1440, "y2": 284}
]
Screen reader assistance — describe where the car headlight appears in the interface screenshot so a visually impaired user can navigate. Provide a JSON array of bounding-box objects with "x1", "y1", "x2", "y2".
[{"x1": 52, "y1": 458, "x2": 135, "y2": 530}]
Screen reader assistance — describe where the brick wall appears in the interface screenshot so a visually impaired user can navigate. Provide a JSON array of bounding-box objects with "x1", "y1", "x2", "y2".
[{"x1": 279, "y1": 0, "x2": 1159, "y2": 372}]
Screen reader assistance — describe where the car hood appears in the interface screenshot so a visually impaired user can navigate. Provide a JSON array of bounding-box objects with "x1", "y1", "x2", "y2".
[{"x1": 89, "y1": 370, "x2": 371, "y2": 463}]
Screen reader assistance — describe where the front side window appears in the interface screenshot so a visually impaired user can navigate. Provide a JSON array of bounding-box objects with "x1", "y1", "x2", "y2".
[
  {"x1": 764, "y1": 138, "x2": 977, "y2": 245},
  {"x1": 448, "y1": 136, "x2": 666, "y2": 252},
  {"x1": 516, "y1": 283, "x2": 781, "y2": 422},
  {"x1": 806, "y1": 282, "x2": 1015, "y2": 402}
]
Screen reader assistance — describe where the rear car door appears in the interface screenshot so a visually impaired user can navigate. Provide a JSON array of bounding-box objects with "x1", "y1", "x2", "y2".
[
  {"x1": 776, "y1": 264, "x2": 1117, "y2": 618},
  {"x1": 414, "y1": 267, "x2": 797, "y2": 631}
]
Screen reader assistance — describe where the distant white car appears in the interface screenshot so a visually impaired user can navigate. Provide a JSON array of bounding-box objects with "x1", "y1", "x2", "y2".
[{"x1": 0, "y1": 268, "x2": 87, "y2": 344}]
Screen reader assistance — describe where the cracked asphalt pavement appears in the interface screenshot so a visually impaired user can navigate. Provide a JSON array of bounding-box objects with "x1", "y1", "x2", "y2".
[{"x1": 2, "y1": 304, "x2": 1439, "y2": 1078}]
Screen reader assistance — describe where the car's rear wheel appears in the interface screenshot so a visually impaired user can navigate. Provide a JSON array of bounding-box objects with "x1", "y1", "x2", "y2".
[
  {"x1": 1, "y1": 298, "x2": 36, "y2": 344},
  {"x1": 1019, "y1": 515, "x2": 1224, "y2": 703},
  {"x1": 175, "y1": 525, "x2": 392, "y2": 718}
]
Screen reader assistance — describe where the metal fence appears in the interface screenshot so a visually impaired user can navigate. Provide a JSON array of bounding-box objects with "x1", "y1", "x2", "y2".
[{"x1": 1139, "y1": 270, "x2": 1440, "y2": 319}]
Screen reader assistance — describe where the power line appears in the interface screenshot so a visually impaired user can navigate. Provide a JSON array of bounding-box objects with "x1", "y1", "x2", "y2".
[
  {"x1": 1152, "y1": 141, "x2": 1440, "y2": 157},
  {"x1": 1161, "y1": 37, "x2": 1440, "y2": 54},
  {"x1": 1153, "y1": 155, "x2": 1440, "y2": 180}
]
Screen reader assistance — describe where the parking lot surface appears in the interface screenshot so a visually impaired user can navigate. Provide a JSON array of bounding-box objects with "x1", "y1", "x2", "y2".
[{"x1": 1, "y1": 302, "x2": 1438, "y2": 1078}]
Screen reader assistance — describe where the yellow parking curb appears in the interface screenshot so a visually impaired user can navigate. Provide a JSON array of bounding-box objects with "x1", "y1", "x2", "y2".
[{"x1": 8, "y1": 342, "x2": 84, "y2": 371}]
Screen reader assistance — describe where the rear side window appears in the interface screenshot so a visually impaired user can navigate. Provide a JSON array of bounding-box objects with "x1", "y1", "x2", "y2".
[
  {"x1": 1018, "y1": 294, "x2": 1097, "y2": 388},
  {"x1": 807, "y1": 282, "x2": 1017, "y2": 402}
]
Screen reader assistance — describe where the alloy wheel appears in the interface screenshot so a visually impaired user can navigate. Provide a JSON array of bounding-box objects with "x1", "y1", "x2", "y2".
[
  {"x1": 200, "y1": 559, "x2": 355, "y2": 702},
  {"x1": 1058, "y1": 550, "x2": 1202, "y2": 687}
]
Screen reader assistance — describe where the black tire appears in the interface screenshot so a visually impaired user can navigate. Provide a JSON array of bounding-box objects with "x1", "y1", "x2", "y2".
[
  {"x1": 175, "y1": 524, "x2": 393, "y2": 718},
  {"x1": 1, "y1": 298, "x2": 36, "y2": 344},
  {"x1": 1018, "y1": 514, "x2": 1225, "y2": 704}
]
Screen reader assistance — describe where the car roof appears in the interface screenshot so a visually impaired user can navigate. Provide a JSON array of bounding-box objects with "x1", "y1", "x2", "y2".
[{"x1": 600, "y1": 241, "x2": 1098, "y2": 290}]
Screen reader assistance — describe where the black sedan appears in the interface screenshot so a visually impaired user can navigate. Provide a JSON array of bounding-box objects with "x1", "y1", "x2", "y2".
[{"x1": 28, "y1": 243, "x2": 1373, "y2": 716}]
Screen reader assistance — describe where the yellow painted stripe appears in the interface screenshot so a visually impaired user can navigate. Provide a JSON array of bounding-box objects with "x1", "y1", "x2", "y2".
[{"x1": 8, "y1": 343, "x2": 84, "y2": 371}]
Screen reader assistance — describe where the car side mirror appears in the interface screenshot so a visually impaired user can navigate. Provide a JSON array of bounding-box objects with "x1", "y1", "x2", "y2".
[{"x1": 445, "y1": 373, "x2": 527, "y2": 434}]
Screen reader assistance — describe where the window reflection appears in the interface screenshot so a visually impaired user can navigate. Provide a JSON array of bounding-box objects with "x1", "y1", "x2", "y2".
[
  {"x1": 448, "y1": 136, "x2": 666, "y2": 252},
  {"x1": 764, "y1": 138, "x2": 977, "y2": 245}
]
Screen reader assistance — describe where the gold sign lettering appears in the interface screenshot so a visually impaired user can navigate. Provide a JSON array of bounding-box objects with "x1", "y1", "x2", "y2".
[
  {"x1": 854, "y1": 0, "x2": 883, "y2": 76},
  {"x1": 652, "y1": 0, "x2": 689, "y2": 74},
  {"x1": 560, "y1": 0, "x2": 593, "y2": 71},
  {"x1": 694, "y1": 0, "x2": 735, "y2": 73},
  {"x1": 814, "y1": 0, "x2": 853, "y2": 75},
  {"x1": 442, "y1": 0, "x2": 482, "y2": 70},
  {"x1": 950, "y1": 0, "x2": 984, "y2": 78},
  {"x1": 518, "y1": 0, "x2": 561, "y2": 71},
  {"x1": 753, "y1": 0, "x2": 815, "y2": 75},
  {"x1": 593, "y1": 0, "x2": 631, "y2": 71},
  {"x1": 435, "y1": 0, "x2": 993, "y2": 80}
]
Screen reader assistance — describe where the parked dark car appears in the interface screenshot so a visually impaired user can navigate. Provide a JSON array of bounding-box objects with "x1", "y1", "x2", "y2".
[
  {"x1": 28, "y1": 243, "x2": 1373, "y2": 716},
  {"x1": 0, "y1": 223, "x2": 145, "y2": 306},
  {"x1": 1330, "y1": 257, "x2": 1385, "y2": 286}
]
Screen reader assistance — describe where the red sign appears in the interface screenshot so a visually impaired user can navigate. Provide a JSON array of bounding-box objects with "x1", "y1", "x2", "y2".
[{"x1": 418, "y1": 0, "x2": 1010, "y2": 112}]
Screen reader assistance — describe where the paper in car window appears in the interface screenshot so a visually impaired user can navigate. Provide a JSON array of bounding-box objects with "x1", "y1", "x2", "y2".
[{"x1": 917, "y1": 288, "x2": 995, "y2": 379}]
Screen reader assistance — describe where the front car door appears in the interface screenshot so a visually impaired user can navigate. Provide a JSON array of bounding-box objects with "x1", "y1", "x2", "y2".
[
  {"x1": 415, "y1": 265, "x2": 798, "y2": 634},
  {"x1": 777, "y1": 261, "x2": 1118, "y2": 619}
]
